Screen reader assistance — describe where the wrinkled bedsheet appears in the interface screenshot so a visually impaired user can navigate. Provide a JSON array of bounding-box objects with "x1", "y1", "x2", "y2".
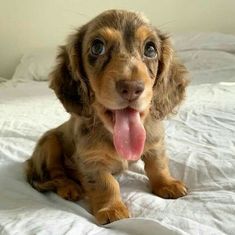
[
  {"x1": 0, "y1": 80, "x2": 234, "y2": 235},
  {"x1": 1, "y1": 32, "x2": 235, "y2": 235}
]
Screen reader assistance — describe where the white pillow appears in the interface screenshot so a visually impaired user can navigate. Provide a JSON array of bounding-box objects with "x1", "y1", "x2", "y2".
[
  {"x1": 12, "y1": 48, "x2": 57, "y2": 81},
  {"x1": 172, "y1": 33, "x2": 235, "y2": 85},
  {"x1": 173, "y1": 32, "x2": 235, "y2": 53},
  {"x1": 178, "y1": 50, "x2": 235, "y2": 85},
  {"x1": 12, "y1": 33, "x2": 235, "y2": 84}
]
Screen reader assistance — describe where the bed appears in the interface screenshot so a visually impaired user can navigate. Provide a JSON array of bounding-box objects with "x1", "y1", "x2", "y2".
[{"x1": 0, "y1": 33, "x2": 235, "y2": 235}]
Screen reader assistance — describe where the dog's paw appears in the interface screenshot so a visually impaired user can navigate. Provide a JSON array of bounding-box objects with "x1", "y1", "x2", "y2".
[
  {"x1": 95, "y1": 201, "x2": 130, "y2": 224},
  {"x1": 56, "y1": 180, "x2": 82, "y2": 201},
  {"x1": 152, "y1": 179, "x2": 187, "y2": 199}
]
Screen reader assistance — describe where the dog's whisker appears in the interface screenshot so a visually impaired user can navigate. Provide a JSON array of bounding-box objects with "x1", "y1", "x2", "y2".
[{"x1": 64, "y1": 9, "x2": 91, "y2": 19}]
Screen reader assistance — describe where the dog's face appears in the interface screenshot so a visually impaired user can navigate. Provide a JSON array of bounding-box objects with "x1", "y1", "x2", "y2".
[
  {"x1": 81, "y1": 11, "x2": 160, "y2": 131},
  {"x1": 50, "y1": 10, "x2": 188, "y2": 160}
]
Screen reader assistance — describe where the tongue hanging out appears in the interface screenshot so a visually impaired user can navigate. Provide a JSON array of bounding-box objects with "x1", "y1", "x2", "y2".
[{"x1": 113, "y1": 108, "x2": 146, "y2": 161}]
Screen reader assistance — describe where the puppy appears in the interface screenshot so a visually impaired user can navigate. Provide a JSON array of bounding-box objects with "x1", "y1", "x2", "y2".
[{"x1": 26, "y1": 9, "x2": 188, "y2": 224}]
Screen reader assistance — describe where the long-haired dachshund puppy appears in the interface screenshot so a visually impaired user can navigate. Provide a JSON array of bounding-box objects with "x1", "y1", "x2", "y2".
[{"x1": 26, "y1": 9, "x2": 188, "y2": 224}]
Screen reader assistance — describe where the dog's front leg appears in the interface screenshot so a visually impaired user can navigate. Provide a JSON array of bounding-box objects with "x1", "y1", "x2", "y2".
[
  {"x1": 84, "y1": 170, "x2": 129, "y2": 224},
  {"x1": 142, "y1": 148, "x2": 187, "y2": 199}
]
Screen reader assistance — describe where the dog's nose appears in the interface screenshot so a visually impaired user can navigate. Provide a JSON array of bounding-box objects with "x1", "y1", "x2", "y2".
[{"x1": 116, "y1": 80, "x2": 144, "y2": 101}]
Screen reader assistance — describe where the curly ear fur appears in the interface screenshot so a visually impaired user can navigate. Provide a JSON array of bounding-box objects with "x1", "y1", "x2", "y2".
[
  {"x1": 151, "y1": 33, "x2": 189, "y2": 119},
  {"x1": 50, "y1": 27, "x2": 92, "y2": 117}
]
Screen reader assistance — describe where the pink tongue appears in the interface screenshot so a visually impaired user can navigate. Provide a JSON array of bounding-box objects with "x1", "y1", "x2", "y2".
[{"x1": 113, "y1": 108, "x2": 146, "y2": 161}]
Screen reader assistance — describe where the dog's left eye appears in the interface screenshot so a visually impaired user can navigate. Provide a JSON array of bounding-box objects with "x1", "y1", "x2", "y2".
[
  {"x1": 90, "y1": 39, "x2": 105, "y2": 56},
  {"x1": 144, "y1": 42, "x2": 157, "y2": 58}
]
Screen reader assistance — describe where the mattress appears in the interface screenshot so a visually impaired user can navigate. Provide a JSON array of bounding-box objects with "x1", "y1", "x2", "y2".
[{"x1": 0, "y1": 33, "x2": 235, "y2": 235}]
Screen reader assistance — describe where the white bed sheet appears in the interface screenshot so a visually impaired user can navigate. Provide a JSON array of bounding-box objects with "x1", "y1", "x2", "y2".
[
  {"x1": 0, "y1": 79, "x2": 235, "y2": 235},
  {"x1": 1, "y1": 32, "x2": 235, "y2": 235}
]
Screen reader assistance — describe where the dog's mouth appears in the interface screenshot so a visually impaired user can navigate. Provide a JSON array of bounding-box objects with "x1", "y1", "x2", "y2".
[{"x1": 104, "y1": 107, "x2": 146, "y2": 161}]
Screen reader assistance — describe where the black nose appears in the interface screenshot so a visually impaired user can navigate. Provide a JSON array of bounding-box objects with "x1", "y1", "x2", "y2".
[{"x1": 116, "y1": 80, "x2": 144, "y2": 101}]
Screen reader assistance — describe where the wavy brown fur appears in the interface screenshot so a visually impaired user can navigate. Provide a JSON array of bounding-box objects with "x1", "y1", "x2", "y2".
[{"x1": 25, "y1": 9, "x2": 188, "y2": 224}]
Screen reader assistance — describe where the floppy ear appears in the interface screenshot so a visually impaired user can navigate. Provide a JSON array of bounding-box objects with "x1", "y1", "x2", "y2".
[
  {"x1": 151, "y1": 33, "x2": 189, "y2": 119},
  {"x1": 50, "y1": 26, "x2": 92, "y2": 117}
]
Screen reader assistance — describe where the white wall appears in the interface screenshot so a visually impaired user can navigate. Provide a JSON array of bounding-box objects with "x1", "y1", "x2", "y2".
[{"x1": 1, "y1": 0, "x2": 235, "y2": 78}]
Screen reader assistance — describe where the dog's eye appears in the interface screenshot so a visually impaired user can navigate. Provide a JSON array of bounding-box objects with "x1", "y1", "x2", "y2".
[
  {"x1": 144, "y1": 42, "x2": 157, "y2": 58},
  {"x1": 90, "y1": 39, "x2": 105, "y2": 56}
]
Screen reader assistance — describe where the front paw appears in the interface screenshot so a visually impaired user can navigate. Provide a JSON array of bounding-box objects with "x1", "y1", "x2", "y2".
[
  {"x1": 95, "y1": 201, "x2": 130, "y2": 224},
  {"x1": 152, "y1": 179, "x2": 187, "y2": 199}
]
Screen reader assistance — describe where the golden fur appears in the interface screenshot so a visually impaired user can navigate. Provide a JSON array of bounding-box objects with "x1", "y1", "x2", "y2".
[{"x1": 25, "y1": 10, "x2": 188, "y2": 224}]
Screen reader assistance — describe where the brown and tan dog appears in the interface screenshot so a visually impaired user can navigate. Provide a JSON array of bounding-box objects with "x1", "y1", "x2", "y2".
[{"x1": 25, "y1": 9, "x2": 188, "y2": 224}]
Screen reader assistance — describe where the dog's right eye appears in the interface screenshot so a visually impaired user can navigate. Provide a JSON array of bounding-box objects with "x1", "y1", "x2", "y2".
[
  {"x1": 144, "y1": 41, "x2": 157, "y2": 58},
  {"x1": 90, "y1": 39, "x2": 105, "y2": 56}
]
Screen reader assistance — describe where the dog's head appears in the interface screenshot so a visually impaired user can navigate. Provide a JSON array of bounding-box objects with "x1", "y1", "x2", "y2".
[{"x1": 50, "y1": 10, "x2": 188, "y2": 160}]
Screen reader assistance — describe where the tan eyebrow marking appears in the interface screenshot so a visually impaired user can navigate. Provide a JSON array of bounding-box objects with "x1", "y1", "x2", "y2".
[
  {"x1": 135, "y1": 25, "x2": 154, "y2": 42},
  {"x1": 90, "y1": 27, "x2": 122, "y2": 43}
]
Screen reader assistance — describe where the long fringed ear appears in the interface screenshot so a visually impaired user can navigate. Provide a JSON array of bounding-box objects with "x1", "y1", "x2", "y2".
[
  {"x1": 49, "y1": 27, "x2": 92, "y2": 117},
  {"x1": 151, "y1": 33, "x2": 189, "y2": 119}
]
